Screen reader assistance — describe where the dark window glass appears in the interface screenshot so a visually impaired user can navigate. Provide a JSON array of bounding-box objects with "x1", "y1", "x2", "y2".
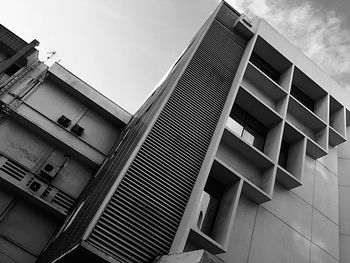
[
  {"x1": 198, "y1": 177, "x2": 222, "y2": 237},
  {"x1": 291, "y1": 84, "x2": 314, "y2": 112},
  {"x1": 250, "y1": 52, "x2": 280, "y2": 83},
  {"x1": 4, "y1": 64, "x2": 20, "y2": 76},
  {"x1": 227, "y1": 104, "x2": 267, "y2": 152},
  {"x1": 278, "y1": 141, "x2": 289, "y2": 169}
]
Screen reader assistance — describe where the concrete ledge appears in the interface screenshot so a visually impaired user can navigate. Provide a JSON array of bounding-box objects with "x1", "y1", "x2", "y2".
[
  {"x1": 157, "y1": 250, "x2": 224, "y2": 263},
  {"x1": 48, "y1": 63, "x2": 132, "y2": 125}
]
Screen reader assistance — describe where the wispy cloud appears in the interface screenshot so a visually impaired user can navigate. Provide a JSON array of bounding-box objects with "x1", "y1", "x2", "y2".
[{"x1": 227, "y1": 0, "x2": 350, "y2": 89}]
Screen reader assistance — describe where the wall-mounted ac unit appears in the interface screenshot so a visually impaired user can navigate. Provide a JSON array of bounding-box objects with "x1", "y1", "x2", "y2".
[
  {"x1": 57, "y1": 115, "x2": 71, "y2": 128},
  {"x1": 39, "y1": 161, "x2": 60, "y2": 180},
  {"x1": 26, "y1": 177, "x2": 47, "y2": 196},
  {"x1": 71, "y1": 124, "x2": 84, "y2": 136}
]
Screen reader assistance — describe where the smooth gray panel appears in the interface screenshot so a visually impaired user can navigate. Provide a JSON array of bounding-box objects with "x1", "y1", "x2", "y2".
[
  {"x1": 310, "y1": 243, "x2": 338, "y2": 263},
  {"x1": 338, "y1": 159, "x2": 350, "y2": 187},
  {"x1": 248, "y1": 207, "x2": 310, "y2": 263},
  {"x1": 0, "y1": 236, "x2": 36, "y2": 263},
  {"x1": 312, "y1": 209, "x2": 339, "y2": 259},
  {"x1": 0, "y1": 200, "x2": 58, "y2": 255},
  {"x1": 337, "y1": 131, "x2": 350, "y2": 159},
  {"x1": 219, "y1": 196, "x2": 257, "y2": 263},
  {"x1": 339, "y1": 234, "x2": 350, "y2": 263},
  {"x1": 339, "y1": 186, "x2": 350, "y2": 235},
  {"x1": 0, "y1": 188, "x2": 13, "y2": 214},
  {"x1": 318, "y1": 146, "x2": 338, "y2": 175},
  {"x1": 313, "y1": 162, "x2": 338, "y2": 224},
  {"x1": 262, "y1": 183, "x2": 312, "y2": 239},
  {"x1": 292, "y1": 155, "x2": 315, "y2": 205}
]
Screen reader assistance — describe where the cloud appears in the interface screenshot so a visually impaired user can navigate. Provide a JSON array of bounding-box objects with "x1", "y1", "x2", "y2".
[{"x1": 226, "y1": 0, "x2": 350, "y2": 89}]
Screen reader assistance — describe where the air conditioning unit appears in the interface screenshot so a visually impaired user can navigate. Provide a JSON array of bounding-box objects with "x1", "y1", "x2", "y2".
[
  {"x1": 26, "y1": 177, "x2": 47, "y2": 196},
  {"x1": 57, "y1": 115, "x2": 71, "y2": 128},
  {"x1": 234, "y1": 13, "x2": 254, "y2": 39},
  {"x1": 39, "y1": 161, "x2": 60, "y2": 180},
  {"x1": 71, "y1": 124, "x2": 84, "y2": 136}
]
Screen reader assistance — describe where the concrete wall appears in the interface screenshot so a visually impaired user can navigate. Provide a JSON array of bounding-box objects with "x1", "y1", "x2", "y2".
[
  {"x1": 0, "y1": 53, "x2": 130, "y2": 262},
  {"x1": 220, "y1": 151, "x2": 339, "y2": 263},
  {"x1": 173, "y1": 7, "x2": 347, "y2": 263},
  {"x1": 0, "y1": 186, "x2": 59, "y2": 263},
  {"x1": 337, "y1": 128, "x2": 350, "y2": 263}
]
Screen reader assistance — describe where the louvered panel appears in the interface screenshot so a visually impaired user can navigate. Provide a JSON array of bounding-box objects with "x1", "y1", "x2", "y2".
[
  {"x1": 118, "y1": 181, "x2": 183, "y2": 222},
  {"x1": 90, "y1": 228, "x2": 151, "y2": 262},
  {"x1": 140, "y1": 139, "x2": 204, "y2": 174},
  {"x1": 129, "y1": 167, "x2": 187, "y2": 205},
  {"x1": 122, "y1": 176, "x2": 185, "y2": 216},
  {"x1": 51, "y1": 190, "x2": 75, "y2": 213},
  {"x1": 96, "y1": 218, "x2": 164, "y2": 254},
  {"x1": 130, "y1": 165, "x2": 191, "y2": 203},
  {"x1": 153, "y1": 114, "x2": 215, "y2": 146},
  {"x1": 138, "y1": 146, "x2": 200, "y2": 182},
  {"x1": 116, "y1": 188, "x2": 180, "y2": 230},
  {"x1": 105, "y1": 204, "x2": 173, "y2": 246},
  {"x1": 0, "y1": 158, "x2": 27, "y2": 181},
  {"x1": 127, "y1": 169, "x2": 188, "y2": 207},
  {"x1": 134, "y1": 154, "x2": 195, "y2": 188},
  {"x1": 88, "y1": 19, "x2": 246, "y2": 263},
  {"x1": 110, "y1": 195, "x2": 177, "y2": 237},
  {"x1": 93, "y1": 225, "x2": 156, "y2": 259}
]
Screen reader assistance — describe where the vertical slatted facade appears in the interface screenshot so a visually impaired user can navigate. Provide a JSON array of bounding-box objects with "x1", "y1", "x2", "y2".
[
  {"x1": 37, "y1": 19, "x2": 204, "y2": 263},
  {"x1": 38, "y1": 3, "x2": 247, "y2": 263},
  {"x1": 87, "y1": 18, "x2": 246, "y2": 263}
]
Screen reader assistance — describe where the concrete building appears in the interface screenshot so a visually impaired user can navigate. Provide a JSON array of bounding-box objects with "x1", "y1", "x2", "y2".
[
  {"x1": 0, "y1": 25, "x2": 130, "y2": 263},
  {"x1": 1, "y1": 1, "x2": 350, "y2": 263}
]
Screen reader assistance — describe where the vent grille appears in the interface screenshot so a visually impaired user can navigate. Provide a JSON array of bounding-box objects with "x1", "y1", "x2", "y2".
[
  {"x1": 88, "y1": 20, "x2": 246, "y2": 263},
  {"x1": 51, "y1": 189, "x2": 76, "y2": 214},
  {"x1": 0, "y1": 154, "x2": 75, "y2": 214},
  {"x1": 0, "y1": 157, "x2": 27, "y2": 181}
]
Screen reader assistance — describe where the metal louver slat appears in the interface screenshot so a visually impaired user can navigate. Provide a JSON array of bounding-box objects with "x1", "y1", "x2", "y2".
[
  {"x1": 109, "y1": 196, "x2": 177, "y2": 237},
  {"x1": 115, "y1": 188, "x2": 180, "y2": 230},
  {"x1": 101, "y1": 209, "x2": 172, "y2": 248},
  {"x1": 127, "y1": 169, "x2": 188, "y2": 207},
  {"x1": 88, "y1": 19, "x2": 246, "y2": 263},
  {"x1": 130, "y1": 165, "x2": 192, "y2": 202},
  {"x1": 133, "y1": 155, "x2": 195, "y2": 188}
]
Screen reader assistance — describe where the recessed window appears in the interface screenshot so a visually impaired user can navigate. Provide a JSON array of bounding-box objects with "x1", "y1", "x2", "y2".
[
  {"x1": 278, "y1": 140, "x2": 289, "y2": 169},
  {"x1": 250, "y1": 52, "x2": 280, "y2": 83},
  {"x1": 5, "y1": 64, "x2": 21, "y2": 76},
  {"x1": 197, "y1": 177, "x2": 222, "y2": 238},
  {"x1": 290, "y1": 84, "x2": 314, "y2": 112},
  {"x1": 227, "y1": 105, "x2": 267, "y2": 151}
]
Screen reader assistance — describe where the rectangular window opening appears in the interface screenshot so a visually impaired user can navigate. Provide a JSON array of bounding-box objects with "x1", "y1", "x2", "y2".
[
  {"x1": 227, "y1": 104, "x2": 267, "y2": 151},
  {"x1": 291, "y1": 84, "x2": 314, "y2": 112},
  {"x1": 250, "y1": 52, "x2": 280, "y2": 83},
  {"x1": 278, "y1": 140, "x2": 289, "y2": 169},
  {"x1": 197, "y1": 177, "x2": 223, "y2": 238}
]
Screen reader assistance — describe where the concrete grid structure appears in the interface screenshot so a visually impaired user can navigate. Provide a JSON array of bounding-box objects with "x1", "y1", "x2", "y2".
[{"x1": 1, "y1": 1, "x2": 350, "y2": 263}]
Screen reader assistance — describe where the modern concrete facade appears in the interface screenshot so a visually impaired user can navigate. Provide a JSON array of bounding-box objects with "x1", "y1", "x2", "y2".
[{"x1": 1, "y1": 1, "x2": 350, "y2": 263}]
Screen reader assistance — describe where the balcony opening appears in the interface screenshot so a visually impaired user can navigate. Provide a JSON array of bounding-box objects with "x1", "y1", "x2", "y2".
[
  {"x1": 197, "y1": 176, "x2": 222, "y2": 238},
  {"x1": 227, "y1": 104, "x2": 267, "y2": 152},
  {"x1": 278, "y1": 140, "x2": 289, "y2": 169},
  {"x1": 290, "y1": 84, "x2": 314, "y2": 112},
  {"x1": 250, "y1": 52, "x2": 280, "y2": 83},
  {"x1": 249, "y1": 36, "x2": 292, "y2": 88}
]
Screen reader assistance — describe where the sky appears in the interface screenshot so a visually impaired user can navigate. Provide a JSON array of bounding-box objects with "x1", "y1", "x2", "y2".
[{"x1": 0, "y1": 0, "x2": 350, "y2": 114}]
